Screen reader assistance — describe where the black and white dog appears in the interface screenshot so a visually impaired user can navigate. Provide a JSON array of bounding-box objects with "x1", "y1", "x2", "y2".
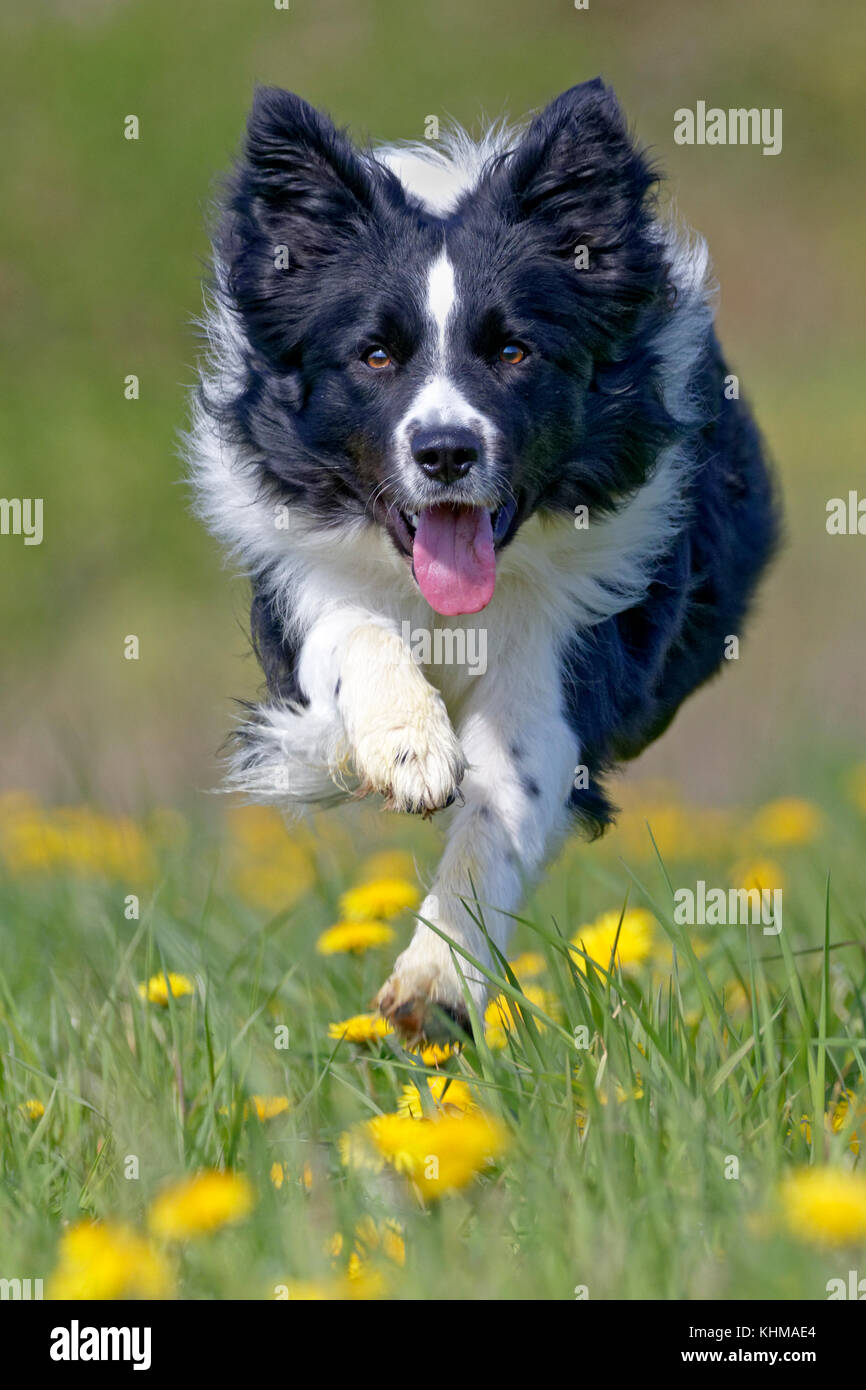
[{"x1": 189, "y1": 80, "x2": 778, "y2": 1039}]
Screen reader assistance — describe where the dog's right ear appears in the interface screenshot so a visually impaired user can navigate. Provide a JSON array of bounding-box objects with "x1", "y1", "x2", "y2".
[
  {"x1": 218, "y1": 88, "x2": 404, "y2": 363},
  {"x1": 231, "y1": 88, "x2": 393, "y2": 262}
]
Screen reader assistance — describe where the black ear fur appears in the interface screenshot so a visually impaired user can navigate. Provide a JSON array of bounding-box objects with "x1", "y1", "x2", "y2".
[
  {"x1": 217, "y1": 87, "x2": 407, "y2": 365},
  {"x1": 479, "y1": 79, "x2": 665, "y2": 348},
  {"x1": 494, "y1": 80, "x2": 657, "y2": 248},
  {"x1": 237, "y1": 88, "x2": 387, "y2": 256}
]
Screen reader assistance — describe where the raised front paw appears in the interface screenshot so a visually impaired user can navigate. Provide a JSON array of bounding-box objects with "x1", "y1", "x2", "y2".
[{"x1": 353, "y1": 695, "x2": 466, "y2": 815}]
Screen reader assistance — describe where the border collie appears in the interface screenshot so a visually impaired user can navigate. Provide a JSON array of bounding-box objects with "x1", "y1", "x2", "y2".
[{"x1": 188, "y1": 79, "x2": 778, "y2": 1040}]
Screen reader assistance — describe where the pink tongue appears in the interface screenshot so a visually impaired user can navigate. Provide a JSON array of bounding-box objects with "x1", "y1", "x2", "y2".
[{"x1": 412, "y1": 505, "x2": 496, "y2": 615}]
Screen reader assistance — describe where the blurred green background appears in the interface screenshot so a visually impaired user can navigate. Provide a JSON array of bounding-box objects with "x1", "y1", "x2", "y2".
[{"x1": 1, "y1": 0, "x2": 863, "y2": 813}]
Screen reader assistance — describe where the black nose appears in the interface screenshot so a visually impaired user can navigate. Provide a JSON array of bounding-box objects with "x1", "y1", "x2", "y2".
[{"x1": 411, "y1": 427, "x2": 482, "y2": 484}]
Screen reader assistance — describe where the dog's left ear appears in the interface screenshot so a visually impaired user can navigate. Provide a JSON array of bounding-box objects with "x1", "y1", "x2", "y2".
[{"x1": 486, "y1": 79, "x2": 658, "y2": 259}]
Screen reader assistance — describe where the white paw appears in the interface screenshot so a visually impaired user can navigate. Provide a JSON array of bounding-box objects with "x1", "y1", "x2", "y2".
[
  {"x1": 353, "y1": 697, "x2": 465, "y2": 815},
  {"x1": 374, "y1": 913, "x2": 485, "y2": 1042},
  {"x1": 339, "y1": 625, "x2": 466, "y2": 814}
]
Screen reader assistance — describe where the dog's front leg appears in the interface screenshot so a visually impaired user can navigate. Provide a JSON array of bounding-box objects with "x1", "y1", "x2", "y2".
[
  {"x1": 376, "y1": 659, "x2": 580, "y2": 1041},
  {"x1": 299, "y1": 613, "x2": 466, "y2": 813}
]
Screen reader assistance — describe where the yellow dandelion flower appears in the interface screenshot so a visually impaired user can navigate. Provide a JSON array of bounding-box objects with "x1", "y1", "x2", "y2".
[
  {"x1": 357, "y1": 849, "x2": 418, "y2": 882},
  {"x1": 48, "y1": 1221, "x2": 172, "y2": 1300},
  {"x1": 226, "y1": 807, "x2": 315, "y2": 911},
  {"x1": 19, "y1": 1098, "x2": 45, "y2": 1121},
  {"x1": 730, "y1": 858, "x2": 785, "y2": 894},
  {"x1": 249, "y1": 1094, "x2": 291, "y2": 1122},
  {"x1": 270, "y1": 1158, "x2": 312, "y2": 1191},
  {"x1": 508, "y1": 951, "x2": 546, "y2": 980},
  {"x1": 339, "y1": 878, "x2": 420, "y2": 921},
  {"x1": 721, "y1": 980, "x2": 752, "y2": 1015},
  {"x1": 397, "y1": 1076, "x2": 477, "y2": 1118},
  {"x1": 328, "y1": 1013, "x2": 393, "y2": 1044},
  {"x1": 148, "y1": 1170, "x2": 254, "y2": 1240},
  {"x1": 346, "y1": 1252, "x2": 387, "y2": 1298},
  {"x1": 0, "y1": 801, "x2": 153, "y2": 882},
  {"x1": 571, "y1": 907, "x2": 655, "y2": 975},
  {"x1": 751, "y1": 797, "x2": 822, "y2": 848},
  {"x1": 137, "y1": 971, "x2": 195, "y2": 1005},
  {"x1": 484, "y1": 985, "x2": 555, "y2": 1049},
  {"x1": 413, "y1": 1041, "x2": 453, "y2": 1066},
  {"x1": 779, "y1": 1167, "x2": 866, "y2": 1244},
  {"x1": 353, "y1": 1216, "x2": 406, "y2": 1267},
  {"x1": 338, "y1": 1125, "x2": 385, "y2": 1174},
  {"x1": 326, "y1": 1231, "x2": 344, "y2": 1257},
  {"x1": 316, "y1": 920, "x2": 394, "y2": 955},
  {"x1": 829, "y1": 1091, "x2": 863, "y2": 1154},
  {"x1": 342, "y1": 1110, "x2": 507, "y2": 1200}
]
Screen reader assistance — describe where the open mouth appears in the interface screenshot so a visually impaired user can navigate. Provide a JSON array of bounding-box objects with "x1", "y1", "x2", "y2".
[{"x1": 384, "y1": 498, "x2": 519, "y2": 617}]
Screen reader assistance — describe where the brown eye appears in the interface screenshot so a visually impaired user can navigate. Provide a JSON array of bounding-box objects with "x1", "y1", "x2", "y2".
[
  {"x1": 364, "y1": 346, "x2": 392, "y2": 369},
  {"x1": 499, "y1": 343, "x2": 527, "y2": 365}
]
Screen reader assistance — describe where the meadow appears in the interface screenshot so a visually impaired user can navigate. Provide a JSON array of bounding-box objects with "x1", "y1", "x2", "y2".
[
  {"x1": 1, "y1": 0, "x2": 864, "y2": 1305},
  {"x1": 2, "y1": 777, "x2": 865, "y2": 1300}
]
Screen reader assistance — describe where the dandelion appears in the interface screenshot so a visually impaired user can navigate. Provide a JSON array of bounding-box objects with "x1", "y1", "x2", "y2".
[
  {"x1": 19, "y1": 1098, "x2": 45, "y2": 1121},
  {"x1": 249, "y1": 1095, "x2": 290, "y2": 1122},
  {"x1": 328, "y1": 1013, "x2": 393, "y2": 1044},
  {"x1": 779, "y1": 1167, "x2": 866, "y2": 1244},
  {"x1": 270, "y1": 1161, "x2": 288, "y2": 1190},
  {"x1": 353, "y1": 1216, "x2": 405, "y2": 1267},
  {"x1": 148, "y1": 1170, "x2": 254, "y2": 1239},
  {"x1": 414, "y1": 1041, "x2": 453, "y2": 1067},
  {"x1": 48, "y1": 1221, "x2": 172, "y2": 1300},
  {"x1": 831, "y1": 1091, "x2": 864, "y2": 1154},
  {"x1": 137, "y1": 971, "x2": 195, "y2": 1005},
  {"x1": 341, "y1": 1110, "x2": 507, "y2": 1200},
  {"x1": 227, "y1": 806, "x2": 315, "y2": 911},
  {"x1": 345, "y1": 1252, "x2": 387, "y2": 1298},
  {"x1": 508, "y1": 951, "x2": 546, "y2": 980},
  {"x1": 0, "y1": 799, "x2": 153, "y2": 882},
  {"x1": 316, "y1": 920, "x2": 394, "y2": 955},
  {"x1": 571, "y1": 908, "x2": 655, "y2": 975},
  {"x1": 397, "y1": 1076, "x2": 477, "y2": 1117},
  {"x1": 730, "y1": 858, "x2": 785, "y2": 894},
  {"x1": 751, "y1": 797, "x2": 822, "y2": 847},
  {"x1": 339, "y1": 878, "x2": 420, "y2": 921},
  {"x1": 358, "y1": 849, "x2": 417, "y2": 881},
  {"x1": 484, "y1": 985, "x2": 555, "y2": 1049},
  {"x1": 791, "y1": 1093, "x2": 864, "y2": 1155},
  {"x1": 721, "y1": 980, "x2": 752, "y2": 1015}
]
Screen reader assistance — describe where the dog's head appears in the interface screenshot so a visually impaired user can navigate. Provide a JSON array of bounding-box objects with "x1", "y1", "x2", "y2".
[{"x1": 215, "y1": 80, "x2": 675, "y2": 615}]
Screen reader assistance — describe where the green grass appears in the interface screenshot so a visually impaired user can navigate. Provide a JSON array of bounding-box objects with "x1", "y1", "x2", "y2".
[{"x1": 1, "y1": 778, "x2": 865, "y2": 1300}]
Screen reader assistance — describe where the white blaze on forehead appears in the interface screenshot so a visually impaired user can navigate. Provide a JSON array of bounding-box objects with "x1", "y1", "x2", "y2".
[
  {"x1": 404, "y1": 375, "x2": 479, "y2": 430},
  {"x1": 426, "y1": 250, "x2": 457, "y2": 354}
]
